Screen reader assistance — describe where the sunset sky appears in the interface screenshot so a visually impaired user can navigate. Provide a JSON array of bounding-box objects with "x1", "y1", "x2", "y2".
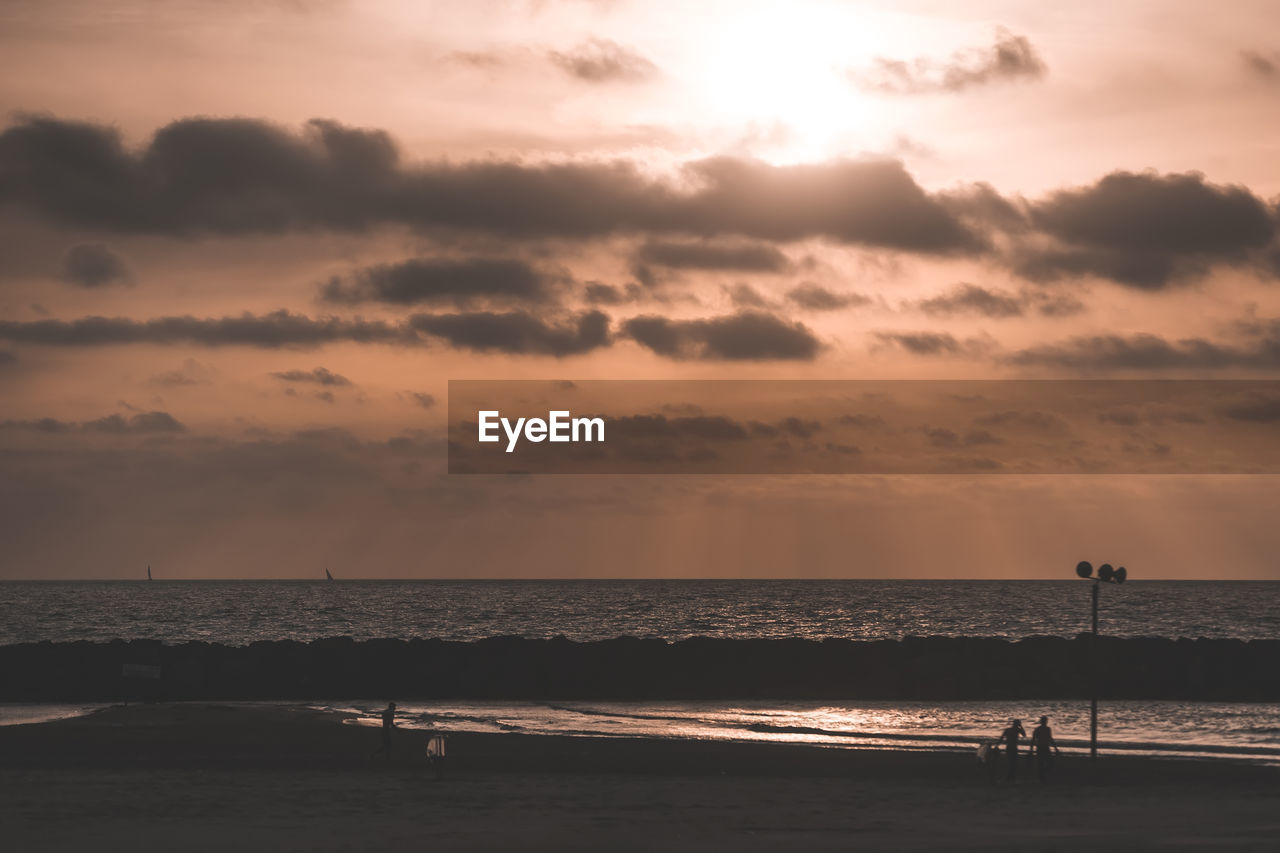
[{"x1": 2, "y1": 0, "x2": 1279, "y2": 578}]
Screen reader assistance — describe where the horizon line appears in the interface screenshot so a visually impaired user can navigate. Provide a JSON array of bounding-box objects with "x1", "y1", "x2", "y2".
[{"x1": 0, "y1": 576, "x2": 1270, "y2": 582}]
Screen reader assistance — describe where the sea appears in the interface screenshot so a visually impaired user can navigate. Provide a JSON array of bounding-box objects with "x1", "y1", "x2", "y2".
[
  {"x1": 3, "y1": 579, "x2": 1279, "y2": 645},
  {"x1": 2, "y1": 580, "x2": 1278, "y2": 763}
]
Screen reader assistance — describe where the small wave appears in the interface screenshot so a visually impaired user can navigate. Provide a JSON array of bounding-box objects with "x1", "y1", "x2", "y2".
[
  {"x1": 744, "y1": 723, "x2": 985, "y2": 745},
  {"x1": 418, "y1": 712, "x2": 520, "y2": 727},
  {"x1": 539, "y1": 703, "x2": 705, "y2": 725}
]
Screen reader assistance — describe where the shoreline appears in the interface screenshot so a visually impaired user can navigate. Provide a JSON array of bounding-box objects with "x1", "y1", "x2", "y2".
[
  {"x1": 5, "y1": 703, "x2": 1280, "y2": 851},
  {"x1": 5, "y1": 698, "x2": 1279, "y2": 766},
  {"x1": 4, "y1": 702, "x2": 1279, "y2": 778}
]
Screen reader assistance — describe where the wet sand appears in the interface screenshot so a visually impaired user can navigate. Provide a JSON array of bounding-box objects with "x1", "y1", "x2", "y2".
[{"x1": 3, "y1": 703, "x2": 1278, "y2": 851}]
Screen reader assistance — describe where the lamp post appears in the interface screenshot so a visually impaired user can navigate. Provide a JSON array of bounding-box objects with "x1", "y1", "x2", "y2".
[{"x1": 1074, "y1": 560, "x2": 1127, "y2": 764}]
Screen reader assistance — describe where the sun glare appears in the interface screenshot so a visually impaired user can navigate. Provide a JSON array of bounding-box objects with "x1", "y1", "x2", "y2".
[{"x1": 693, "y1": 3, "x2": 882, "y2": 162}]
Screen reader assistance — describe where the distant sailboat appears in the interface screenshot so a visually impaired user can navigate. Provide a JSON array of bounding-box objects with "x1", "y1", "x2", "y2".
[
  {"x1": 146, "y1": 564, "x2": 152, "y2": 581},
  {"x1": 325, "y1": 568, "x2": 334, "y2": 581}
]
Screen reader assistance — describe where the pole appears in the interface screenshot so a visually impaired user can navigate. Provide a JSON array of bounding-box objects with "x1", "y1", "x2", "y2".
[{"x1": 1090, "y1": 579, "x2": 1099, "y2": 764}]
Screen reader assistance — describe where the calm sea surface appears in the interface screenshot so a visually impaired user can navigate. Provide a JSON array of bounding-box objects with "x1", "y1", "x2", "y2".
[{"x1": 1, "y1": 580, "x2": 1277, "y2": 645}]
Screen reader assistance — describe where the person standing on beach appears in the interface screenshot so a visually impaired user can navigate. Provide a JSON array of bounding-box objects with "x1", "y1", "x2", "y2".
[
  {"x1": 371, "y1": 701, "x2": 396, "y2": 760},
  {"x1": 999, "y1": 718, "x2": 1026, "y2": 782},
  {"x1": 1030, "y1": 715, "x2": 1061, "y2": 783}
]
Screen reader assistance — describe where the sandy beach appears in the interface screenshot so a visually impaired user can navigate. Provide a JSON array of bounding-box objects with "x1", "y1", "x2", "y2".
[{"x1": 3, "y1": 703, "x2": 1278, "y2": 851}]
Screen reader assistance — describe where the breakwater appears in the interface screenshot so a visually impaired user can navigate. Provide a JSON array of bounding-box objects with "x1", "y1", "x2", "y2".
[{"x1": 2, "y1": 635, "x2": 1278, "y2": 702}]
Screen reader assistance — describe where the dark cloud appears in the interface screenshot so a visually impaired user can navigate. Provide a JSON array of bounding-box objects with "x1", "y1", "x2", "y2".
[
  {"x1": 10, "y1": 118, "x2": 1276, "y2": 304},
  {"x1": 923, "y1": 426, "x2": 959, "y2": 447},
  {"x1": 835, "y1": 413, "x2": 886, "y2": 429},
  {"x1": 408, "y1": 310, "x2": 609, "y2": 356},
  {"x1": 611, "y1": 414, "x2": 749, "y2": 441},
  {"x1": 86, "y1": 411, "x2": 186, "y2": 434},
  {"x1": 922, "y1": 427, "x2": 1004, "y2": 449},
  {"x1": 0, "y1": 310, "x2": 410, "y2": 348},
  {"x1": 0, "y1": 417, "x2": 70, "y2": 433},
  {"x1": 1014, "y1": 248, "x2": 1183, "y2": 288},
  {"x1": 270, "y1": 367, "x2": 351, "y2": 386},
  {"x1": 3, "y1": 411, "x2": 185, "y2": 434},
  {"x1": 0, "y1": 350, "x2": 15, "y2": 365},
  {"x1": 632, "y1": 240, "x2": 791, "y2": 280},
  {"x1": 938, "y1": 182, "x2": 1029, "y2": 234},
  {"x1": 60, "y1": 243, "x2": 130, "y2": 287},
  {"x1": 0, "y1": 305, "x2": 833, "y2": 362},
  {"x1": 1241, "y1": 50, "x2": 1279, "y2": 78},
  {"x1": 875, "y1": 331, "x2": 989, "y2": 356},
  {"x1": 856, "y1": 29, "x2": 1047, "y2": 95},
  {"x1": 1098, "y1": 407, "x2": 1206, "y2": 427},
  {"x1": 878, "y1": 331, "x2": 960, "y2": 355},
  {"x1": 547, "y1": 38, "x2": 658, "y2": 83},
  {"x1": 1097, "y1": 409, "x2": 1141, "y2": 426},
  {"x1": 1157, "y1": 410, "x2": 1206, "y2": 425},
  {"x1": 1007, "y1": 323, "x2": 1280, "y2": 370},
  {"x1": 962, "y1": 429, "x2": 1002, "y2": 445},
  {"x1": 0, "y1": 116, "x2": 390, "y2": 233},
  {"x1": 777, "y1": 417, "x2": 821, "y2": 439},
  {"x1": 321, "y1": 258, "x2": 553, "y2": 306},
  {"x1": 446, "y1": 50, "x2": 509, "y2": 70},
  {"x1": 825, "y1": 442, "x2": 861, "y2": 455},
  {"x1": 723, "y1": 283, "x2": 770, "y2": 309},
  {"x1": 674, "y1": 156, "x2": 983, "y2": 251},
  {"x1": 150, "y1": 371, "x2": 197, "y2": 387},
  {"x1": 1221, "y1": 396, "x2": 1280, "y2": 423},
  {"x1": 936, "y1": 456, "x2": 1004, "y2": 472},
  {"x1": 1018, "y1": 171, "x2": 1278, "y2": 288},
  {"x1": 149, "y1": 359, "x2": 214, "y2": 387},
  {"x1": 407, "y1": 392, "x2": 436, "y2": 409},
  {"x1": 582, "y1": 282, "x2": 643, "y2": 305},
  {"x1": 623, "y1": 311, "x2": 821, "y2": 360},
  {"x1": 974, "y1": 410, "x2": 1068, "y2": 432},
  {"x1": 0, "y1": 117, "x2": 985, "y2": 252},
  {"x1": 785, "y1": 283, "x2": 869, "y2": 311},
  {"x1": 918, "y1": 283, "x2": 1024, "y2": 318},
  {"x1": 1120, "y1": 440, "x2": 1172, "y2": 457},
  {"x1": 1031, "y1": 292, "x2": 1087, "y2": 317}
]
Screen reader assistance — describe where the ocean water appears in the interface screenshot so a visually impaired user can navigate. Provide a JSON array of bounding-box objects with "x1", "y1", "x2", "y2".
[
  {"x1": 4, "y1": 580, "x2": 1276, "y2": 763},
  {"x1": 0, "y1": 579, "x2": 1277, "y2": 645}
]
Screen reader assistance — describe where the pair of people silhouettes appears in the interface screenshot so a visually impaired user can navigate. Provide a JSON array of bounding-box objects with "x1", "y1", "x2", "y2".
[{"x1": 999, "y1": 716, "x2": 1060, "y2": 782}]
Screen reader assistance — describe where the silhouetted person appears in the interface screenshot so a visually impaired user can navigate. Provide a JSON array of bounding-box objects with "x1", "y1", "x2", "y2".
[
  {"x1": 1030, "y1": 715, "x2": 1061, "y2": 783},
  {"x1": 370, "y1": 701, "x2": 396, "y2": 760},
  {"x1": 1000, "y1": 718, "x2": 1025, "y2": 782},
  {"x1": 977, "y1": 739, "x2": 1002, "y2": 784}
]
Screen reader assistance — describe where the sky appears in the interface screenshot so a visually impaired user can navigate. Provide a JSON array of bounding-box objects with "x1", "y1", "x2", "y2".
[{"x1": 1, "y1": 0, "x2": 1279, "y2": 579}]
